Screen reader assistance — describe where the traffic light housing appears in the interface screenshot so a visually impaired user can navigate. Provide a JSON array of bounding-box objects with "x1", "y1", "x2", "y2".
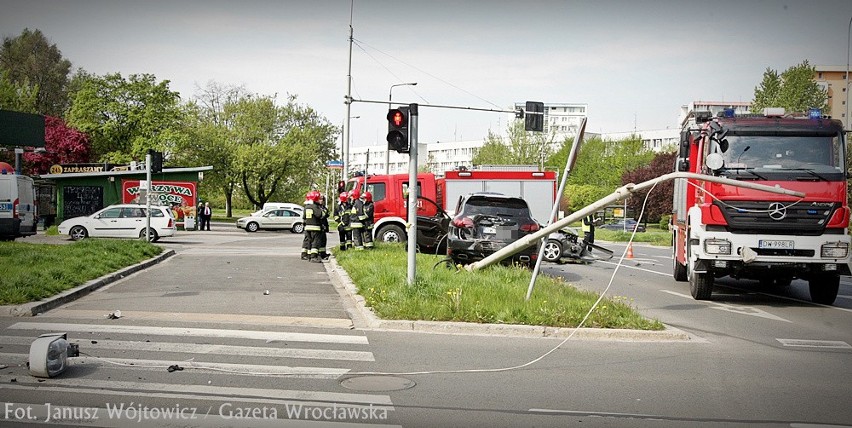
[
  {"x1": 149, "y1": 150, "x2": 163, "y2": 173},
  {"x1": 387, "y1": 107, "x2": 410, "y2": 153},
  {"x1": 524, "y1": 101, "x2": 544, "y2": 132}
]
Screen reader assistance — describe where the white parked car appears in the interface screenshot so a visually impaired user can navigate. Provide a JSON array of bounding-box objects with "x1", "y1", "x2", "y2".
[
  {"x1": 237, "y1": 208, "x2": 304, "y2": 233},
  {"x1": 251, "y1": 202, "x2": 303, "y2": 217},
  {"x1": 58, "y1": 204, "x2": 176, "y2": 242}
]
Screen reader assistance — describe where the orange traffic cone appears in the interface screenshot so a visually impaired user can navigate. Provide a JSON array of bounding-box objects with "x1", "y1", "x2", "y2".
[{"x1": 626, "y1": 243, "x2": 634, "y2": 259}]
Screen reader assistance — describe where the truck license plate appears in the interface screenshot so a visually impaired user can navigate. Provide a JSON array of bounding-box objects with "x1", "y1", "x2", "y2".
[
  {"x1": 481, "y1": 226, "x2": 496, "y2": 235},
  {"x1": 759, "y1": 240, "x2": 794, "y2": 249}
]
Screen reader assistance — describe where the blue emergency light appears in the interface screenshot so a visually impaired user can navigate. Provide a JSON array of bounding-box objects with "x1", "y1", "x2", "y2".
[{"x1": 809, "y1": 108, "x2": 822, "y2": 119}]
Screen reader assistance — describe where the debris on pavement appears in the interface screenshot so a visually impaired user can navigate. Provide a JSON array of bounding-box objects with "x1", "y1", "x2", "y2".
[
  {"x1": 167, "y1": 364, "x2": 184, "y2": 373},
  {"x1": 106, "y1": 310, "x2": 122, "y2": 320}
]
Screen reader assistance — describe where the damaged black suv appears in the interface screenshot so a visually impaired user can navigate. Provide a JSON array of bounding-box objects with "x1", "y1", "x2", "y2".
[{"x1": 447, "y1": 192, "x2": 540, "y2": 267}]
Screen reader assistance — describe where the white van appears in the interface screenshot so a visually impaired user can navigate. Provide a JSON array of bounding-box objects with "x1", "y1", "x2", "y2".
[
  {"x1": 252, "y1": 202, "x2": 303, "y2": 217},
  {"x1": 0, "y1": 173, "x2": 37, "y2": 241}
]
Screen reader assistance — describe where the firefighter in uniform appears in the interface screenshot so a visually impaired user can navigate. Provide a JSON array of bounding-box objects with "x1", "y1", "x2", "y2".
[
  {"x1": 302, "y1": 190, "x2": 324, "y2": 262},
  {"x1": 361, "y1": 191, "x2": 375, "y2": 249},
  {"x1": 334, "y1": 192, "x2": 351, "y2": 251},
  {"x1": 317, "y1": 194, "x2": 330, "y2": 260},
  {"x1": 581, "y1": 214, "x2": 595, "y2": 255},
  {"x1": 349, "y1": 189, "x2": 364, "y2": 249}
]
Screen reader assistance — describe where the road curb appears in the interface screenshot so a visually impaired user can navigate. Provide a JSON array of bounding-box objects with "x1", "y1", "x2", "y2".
[
  {"x1": 325, "y1": 255, "x2": 690, "y2": 341},
  {"x1": 2, "y1": 249, "x2": 176, "y2": 317}
]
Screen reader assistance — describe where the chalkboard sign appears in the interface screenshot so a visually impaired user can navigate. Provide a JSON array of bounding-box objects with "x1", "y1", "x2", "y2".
[{"x1": 63, "y1": 186, "x2": 103, "y2": 218}]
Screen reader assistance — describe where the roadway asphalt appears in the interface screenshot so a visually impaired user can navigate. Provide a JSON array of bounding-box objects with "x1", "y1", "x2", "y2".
[{"x1": 5, "y1": 223, "x2": 686, "y2": 341}]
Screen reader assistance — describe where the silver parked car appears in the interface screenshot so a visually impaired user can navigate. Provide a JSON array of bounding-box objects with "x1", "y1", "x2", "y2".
[
  {"x1": 236, "y1": 209, "x2": 304, "y2": 233},
  {"x1": 57, "y1": 204, "x2": 177, "y2": 242}
]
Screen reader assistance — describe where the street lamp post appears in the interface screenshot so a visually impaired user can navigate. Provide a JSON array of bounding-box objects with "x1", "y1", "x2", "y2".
[
  {"x1": 846, "y1": 15, "x2": 851, "y2": 132},
  {"x1": 387, "y1": 82, "x2": 417, "y2": 174},
  {"x1": 341, "y1": 116, "x2": 359, "y2": 182}
]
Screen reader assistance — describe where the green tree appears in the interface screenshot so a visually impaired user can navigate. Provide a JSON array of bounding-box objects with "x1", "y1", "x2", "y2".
[
  {"x1": 176, "y1": 82, "x2": 248, "y2": 216},
  {"x1": 562, "y1": 135, "x2": 653, "y2": 213},
  {"x1": 66, "y1": 73, "x2": 184, "y2": 163},
  {"x1": 0, "y1": 69, "x2": 38, "y2": 113},
  {"x1": 751, "y1": 60, "x2": 828, "y2": 113},
  {"x1": 214, "y1": 93, "x2": 336, "y2": 209},
  {"x1": 472, "y1": 121, "x2": 557, "y2": 167},
  {"x1": 0, "y1": 28, "x2": 72, "y2": 116}
]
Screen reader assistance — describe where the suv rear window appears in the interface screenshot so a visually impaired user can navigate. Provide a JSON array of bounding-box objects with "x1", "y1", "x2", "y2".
[{"x1": 463, "y1": 197, "x2": 530, "y2": 217}]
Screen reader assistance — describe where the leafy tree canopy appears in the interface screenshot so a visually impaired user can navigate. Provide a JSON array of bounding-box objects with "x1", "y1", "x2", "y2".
[
  {"x1": 23, "y1": 116, "x2": 91, "y2": 175},
  {"x1": 621, "y1": 151, "x2": 677, "y2": 223},
  {"x1": 751, "y1": 60, "x2": 828, "y2": 113},
  {"x1": 0, "y1": 28, "x2": 72, "y2": 116},
  {"x1": 0, "y1": 69, "x2": 37, "y2": 113},
  {"x1": 472, "y1": 121, "x2": 558, "y2": 167},
  {"x1": 66, "y1": 72, "x2": 184, "y2": 163}
]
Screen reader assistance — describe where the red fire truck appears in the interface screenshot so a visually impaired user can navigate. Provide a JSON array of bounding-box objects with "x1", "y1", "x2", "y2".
[
  {"x1": 347, "y1": 167, "x2": 557, "y2": 252},
  {"x1": 671, "y1": 108, "x2": 850, "y2": 305}
]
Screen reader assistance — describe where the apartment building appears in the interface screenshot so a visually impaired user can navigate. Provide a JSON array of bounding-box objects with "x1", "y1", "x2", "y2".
[{"x1": 813, "y1": 65, "x2": 850, "y2": 130}]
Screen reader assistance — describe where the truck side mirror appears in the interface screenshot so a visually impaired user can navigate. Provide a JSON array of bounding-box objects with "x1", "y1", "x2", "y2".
[{"x1": 677, "y1": 158, "x2": 690, "y2": 172}]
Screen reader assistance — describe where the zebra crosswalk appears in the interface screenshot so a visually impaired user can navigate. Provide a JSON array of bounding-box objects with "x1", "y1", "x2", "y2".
[{"x1": 0, "y1": 320, "x2": 400, "y2": 427}]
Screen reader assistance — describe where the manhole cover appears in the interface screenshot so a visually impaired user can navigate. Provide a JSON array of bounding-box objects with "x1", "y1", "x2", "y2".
[{"x1": 340, "y1": 376, "x2": 415, "y2": 392}]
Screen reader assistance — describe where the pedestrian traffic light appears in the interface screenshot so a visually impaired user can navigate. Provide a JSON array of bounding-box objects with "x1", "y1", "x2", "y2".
[
  {"x1": 387, "y1": 107, "x2": 410, "y2": 153},
  {"x1": 149, "y1": 149, "x2": 163, "y2": 173},
  {"x1": 524, "y1": 101, "x2": 544, "y2": 132}
]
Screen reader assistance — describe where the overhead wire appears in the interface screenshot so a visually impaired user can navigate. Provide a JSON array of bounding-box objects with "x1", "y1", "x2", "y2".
[{"x1": 353, "y1": 37, "x2": 501, "y2": 109}]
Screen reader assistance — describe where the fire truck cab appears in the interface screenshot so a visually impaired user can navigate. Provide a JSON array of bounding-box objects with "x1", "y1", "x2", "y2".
[{"x1": 671, "y1": 108, "x2": 850, "y2": 305}]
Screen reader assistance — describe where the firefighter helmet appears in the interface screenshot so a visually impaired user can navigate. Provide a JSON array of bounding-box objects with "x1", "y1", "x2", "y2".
[
  {"x1": 348, "y1": 189, "x2": 360, "y2": 200},
  {"x1": 305, "y1": 190, "x2": 321, "y2": 202},
  {"x1": 339, "y1": 192, "x2": 348, "y2": 203},
  {"x1": 362, "y1": 191, "x2": 372, "y2": 202}
]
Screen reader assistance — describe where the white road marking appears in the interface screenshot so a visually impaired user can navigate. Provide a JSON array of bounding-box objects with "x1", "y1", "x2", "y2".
[
  {"x1": 776, "y1": 339, "x2": 852, "y2": 349},
  {"x1": 0, "y1": 336, "x2": 374, "y2": 361},
  {"x1": 659, "y1": 290, "x2": 791, "y2": 322},
  {"x1": 0, "y1": 376, "x2": 394, "y2": 405},
  {"x1": 529, "y1": 408, "x2": 659, "y2": 418},
  {"x1": 836, "y1": 295, "x2": 852, "y2": 300},
  {"x1": 0, "y1": 352, "x2": 348, "y2": 378},
  {"x1": 598, "y1": 260, "x2": 669, "y2": 276},
  {"x1": 8, "y1": 322, "x2": 369, "y2": 344}
]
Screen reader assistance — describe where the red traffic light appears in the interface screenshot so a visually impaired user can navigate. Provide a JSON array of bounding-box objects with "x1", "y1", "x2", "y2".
[{"x1": 387, "y1": 109, "x2": 407, "y2": 128}]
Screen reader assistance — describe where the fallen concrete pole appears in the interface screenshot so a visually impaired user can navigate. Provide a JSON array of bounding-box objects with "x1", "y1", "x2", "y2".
[{"x1": 465, "y1": 171, "x2": 806, "y2": 272}]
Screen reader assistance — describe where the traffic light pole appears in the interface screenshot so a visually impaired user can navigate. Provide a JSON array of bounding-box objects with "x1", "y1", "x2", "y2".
[
  {"x1": 406, "y1": 103, "x2": 419, "y2": 287},
  {"x1": 145, "y1": 152, "x2": 152, "y2": 242}
]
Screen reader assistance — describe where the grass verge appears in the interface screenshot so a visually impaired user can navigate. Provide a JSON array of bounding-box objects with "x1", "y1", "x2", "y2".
[
  {"x1": 335, "y1": 243, "x2": 663, "y2": 330},
  {"x1": 595, "y1": 228, "x2": 670, "y2": 246},
  {"x1": 0, "y1": 239, "x2": 163, "y2": 305}
]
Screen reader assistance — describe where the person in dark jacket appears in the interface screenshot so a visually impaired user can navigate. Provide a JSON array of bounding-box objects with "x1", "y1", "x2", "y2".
[
  {"x1": 302, "y1": 191, "x2": 324, "y2": 262},
  {"x1": 361, "y1": 191, "x2": 375, "y2": 249},
  {"x1": 349, "y1": 189, "x2": 364, "y2": 250},
  {"x1": 334, "y1": 192, "x2": 351, "y2": 251},
  {"x1": 317, "y1": 194, "x2": 330, "y2": 260}
]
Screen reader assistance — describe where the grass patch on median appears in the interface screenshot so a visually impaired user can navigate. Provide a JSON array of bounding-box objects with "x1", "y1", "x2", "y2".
[
  {"x1": 334, "y1": 243, "x2": 663, "y2": 330},
  {"x1": 0, "y1": 239, "x2": 162, "y2": 305}
]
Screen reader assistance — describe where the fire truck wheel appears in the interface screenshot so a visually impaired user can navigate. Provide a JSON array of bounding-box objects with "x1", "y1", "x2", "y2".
[
  {"x1": 690, "y1": 271, "x2": 713, "y2": 300},
  {"x1": 809, "y1": 274, "x2": 839, "y2": 305},
  {"x1": 378, "y1": 224, "x2": 406, "y2": 243},
  {"x1": 672, "y1": 241, "x2": 687, "y2": 282}
]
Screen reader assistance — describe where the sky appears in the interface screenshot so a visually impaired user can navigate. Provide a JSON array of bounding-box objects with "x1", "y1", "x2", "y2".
[{"x1": 2, "y1": 0, "x2": 852, "y2": 151}]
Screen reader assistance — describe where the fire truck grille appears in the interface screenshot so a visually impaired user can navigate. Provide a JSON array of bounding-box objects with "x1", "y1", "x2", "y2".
[{"x1": 715, "y1": 201, "x2": 838, "y2": 236}]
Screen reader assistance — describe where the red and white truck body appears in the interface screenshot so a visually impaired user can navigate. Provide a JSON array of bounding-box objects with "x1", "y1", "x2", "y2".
[
  {"x1": 671, "y1": 108, "x2": 850, "y2": 304},
  {"x1": 347, "y1": 167, "x2": 557, "y2": 247}
]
